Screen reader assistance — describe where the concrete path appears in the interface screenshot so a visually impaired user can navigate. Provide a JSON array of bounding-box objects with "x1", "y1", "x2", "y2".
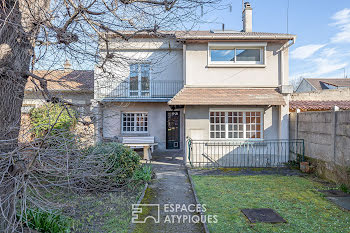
[{"x1": 133, "y1": 152, "x2": 204, "y2": 233}]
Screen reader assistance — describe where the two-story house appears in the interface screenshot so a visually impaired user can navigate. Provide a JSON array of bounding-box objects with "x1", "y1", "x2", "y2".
[{"x1": 93, "y1": 2, "x2": 296, "y2": 166}]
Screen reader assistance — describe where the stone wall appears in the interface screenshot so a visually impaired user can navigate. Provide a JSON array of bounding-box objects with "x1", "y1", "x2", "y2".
[
  {"x1": 290, "y1": 109, "x2": 350, "y2": 185},
  {"x1": 291, "y1": 88, "x2": 350, "y2": 101},
  {"x1": 19, "y1": 114, "x2": 94, "y2": 147}
]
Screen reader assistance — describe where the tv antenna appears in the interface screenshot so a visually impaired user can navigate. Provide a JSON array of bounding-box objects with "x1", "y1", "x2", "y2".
[{"x1": 287, "y1": 0, "x2": 290, "y2": 33}]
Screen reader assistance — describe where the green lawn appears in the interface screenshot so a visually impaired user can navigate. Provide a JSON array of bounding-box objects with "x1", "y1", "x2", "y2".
[{"x1": 192, "y1": 175, "x2": 350, "y2": 233}]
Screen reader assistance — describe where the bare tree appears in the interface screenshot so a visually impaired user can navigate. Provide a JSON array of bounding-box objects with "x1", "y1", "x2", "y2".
[
  {"x1": 290, "y1": 75, "x2": 304, "y2": 91},
  {"x1": 0, "y1": 0, "x2": 219, "y2": 152},
  {"x1": 0, "y1": 0, "x2": 222, "y2": 231}
]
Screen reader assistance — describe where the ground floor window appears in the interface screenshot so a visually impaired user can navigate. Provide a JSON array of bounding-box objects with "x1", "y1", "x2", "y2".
[
  {"x1": 210, "y1": 110, "x2": 263, "y2": 139},
  {"x1": 122, "y1": 112, "x2": 148, "y2": 133}
]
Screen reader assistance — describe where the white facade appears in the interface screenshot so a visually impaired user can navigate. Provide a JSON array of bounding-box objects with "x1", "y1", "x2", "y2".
[
  {"x1": 185, "y1": 42, "x2": 289, "y2": 87},
  {"x1": 94, "y1": 32, "x2": 294, "y2": 161}
]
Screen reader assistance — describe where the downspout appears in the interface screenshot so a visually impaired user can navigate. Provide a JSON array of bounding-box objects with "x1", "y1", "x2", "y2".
[
  {"x1": 278, "y1": 36, "x2": 296, "y2": 86},
  {"x1": 183, "y1": 43, "x2": 186, "y2": 86},
  {"x1": 182, "y1": 42, "x2": 187, "y2": 164},
  {"x1": 277, "y1": 36, "x2": 296, "y2": 139}
]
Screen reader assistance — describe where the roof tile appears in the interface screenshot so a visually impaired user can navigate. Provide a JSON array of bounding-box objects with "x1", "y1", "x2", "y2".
[
  {"x1": 106, "y1": 30, "x2": 296, "y2": 41},
  {"x1": 168, "y1": 88, "x2": 285, "y2": 106},
  {"x1": 26, "y1": 70, "x2": 94, "y2": 92},
  {"x1": 305, "y1": 78, "x2": 350, "y2": 91},
  {"x1": 290, "y1": 100, "x2": 350, "y2": 111}
]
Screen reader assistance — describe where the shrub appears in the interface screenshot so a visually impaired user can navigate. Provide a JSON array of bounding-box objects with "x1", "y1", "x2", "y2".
[
  {"x1": 339, "y1": 184, "x2": 349, "y2": 194},
  {"x1": 20, "y1": 208, "x2": 72, "y2": 233},
  {"x1": 133, "y1": 165, "x2": 153, "y2": 182},
  {"x1": 84, "y1": 142, "x2": 141, "y2": 184},
  {"x1": 30, "y1": 103, "x2": 77, "y2": 137}
]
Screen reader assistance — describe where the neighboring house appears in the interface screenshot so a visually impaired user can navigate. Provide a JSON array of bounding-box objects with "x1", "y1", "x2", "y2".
[
  {"x1": 290, "y1": 88, "x2": 350, "y2": 112},
  {"x1": 93, "y1": 3, "x2": 296, "y2": 164},
  {"x1": 295, "y1": 78, "x2": 350, "y2": 93},
  {"x1": 23, "y1": 60, "x2": 94, "y2": 114}
]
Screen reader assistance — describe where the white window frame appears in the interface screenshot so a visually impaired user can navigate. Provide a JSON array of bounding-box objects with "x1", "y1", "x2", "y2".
[
  {"x1": 122, "y1": 112, "x2": 148, "y2": 133},
  {"x1": 129, "y1": 63, "x2": 151, "y2": 97},
  {"x1": 208, "y1": 42, "x2": 266, "y2": 66},
  {"x1": 209, "y1": 109, "x2": 264, "y2": 140}
]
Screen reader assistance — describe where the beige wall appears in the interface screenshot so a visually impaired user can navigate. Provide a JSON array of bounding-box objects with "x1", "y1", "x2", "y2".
[
  {"x1": 96, "y1": 39, "x2": 290, "y2": 98},
  {"x1": 95, "y1": 38, "x2": 183, "y2": 99},
  {"x1": 95, "y1": 38, "x2": 291, "y2": 152},
  {"x1": 23, "y1": 91, "x2": 93, "y2": 114},
  {"x1": 184, "y1": 105, "x2": 281, "y2": 141},
  {"x1": 292, "y1": 87, "x2": 350, "y2": 101},
  {"x1": 185, "y1": 105, "x2": 289, "y2": 166},
  {"x1": 185, "y1": 42, "x2": 289, "y2": 87},
  {"x1": 102, "y1": 102, "x2": 184, "y2": 151}
]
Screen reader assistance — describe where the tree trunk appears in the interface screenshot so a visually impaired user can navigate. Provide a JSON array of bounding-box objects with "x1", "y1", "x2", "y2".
[
  {"x1": 0, "y1": 1, "x2": 48, "y2": 231},
  {"x1": 0, "y1": 72, "x2": 28, "y2": 152},
  {"x1": 0, "y1": 1, "x2": 40, "y2": 152}
]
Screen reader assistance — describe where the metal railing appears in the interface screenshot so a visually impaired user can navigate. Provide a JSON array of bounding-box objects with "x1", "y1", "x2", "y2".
[
  {"x1": 96, "y1": 80, "x2": 184, "y2": 99},
  {"x1": 187, "y1": 138, "x2": 305, "y2": 168}
]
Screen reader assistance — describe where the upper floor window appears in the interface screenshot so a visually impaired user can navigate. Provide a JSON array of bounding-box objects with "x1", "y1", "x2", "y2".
[
  {"x1": 208, "y1": 42, "x2": 266, "y2": 66},
  {"x1": 129, "y1": 64, "x2": 150, "y2": 97}
]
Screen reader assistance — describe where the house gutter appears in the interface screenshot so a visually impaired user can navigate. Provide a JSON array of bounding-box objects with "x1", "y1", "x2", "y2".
[
  {"x1": 277, "y1": 36, "x2": 296, "y2": 53},
  {"x1": 176, "y1": 35, "x2": 296, "y2": 41}
]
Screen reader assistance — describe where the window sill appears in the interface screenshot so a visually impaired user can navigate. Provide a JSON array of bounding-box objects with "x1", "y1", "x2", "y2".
[
  {"x1": 121, "y1": 132, "x2": 149, "y2": 137},
  {"x1": 206, "y1": 64, "x2": 266, "y2": 68},
  {"x1": 205, "y1": 140, "x2": 266, "y2": 146}
]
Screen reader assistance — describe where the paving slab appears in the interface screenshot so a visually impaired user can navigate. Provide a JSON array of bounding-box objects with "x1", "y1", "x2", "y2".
[
  {"x1": 318, "y1": 189, "x2": 350, "y2": 197},
  {"x1": 133, "y1": 153, "x2": 204, "y2": 233},
  {"x1": 326, "y1": 197, "x2": 350, "y2": 211},
  {"x1": 241, "y1": 208, "x2": 287, "y2": 223}
]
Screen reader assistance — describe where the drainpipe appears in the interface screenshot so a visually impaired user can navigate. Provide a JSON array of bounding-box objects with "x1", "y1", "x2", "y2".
[
  {"x1": 277, "y1": 37, "x2": 296, "y2": 140},
  {"x1": 277, "y1": 36, "x2": 296, "y2": 52},
  {"x1": 278, "y1": 37, "x2": 296, "y2": 86},
  {"x1": 183, "y1": 43, "x2": 186, "y2": 85}
]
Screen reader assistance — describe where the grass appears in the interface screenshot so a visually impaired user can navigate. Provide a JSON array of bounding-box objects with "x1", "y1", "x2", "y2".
[
  {"x1": 20, "y1": 208, "x2": 72, "y2": 233},
  {"x1": 40, "y1": 184, "x2": 145, "y2": 233},
  {"x1": 192, "y1": 175, "x2": 350, "y2": 233}
]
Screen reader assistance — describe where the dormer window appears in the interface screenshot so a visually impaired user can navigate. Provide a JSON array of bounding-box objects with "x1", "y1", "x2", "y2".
[{"x1": 208, "y1": 42, "x2": 266, "y2": 66}]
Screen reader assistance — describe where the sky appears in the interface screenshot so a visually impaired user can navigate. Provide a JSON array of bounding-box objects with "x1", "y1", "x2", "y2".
[
  {"x1": 44, "y1": 0, "x2": 350, "y2": 83},
  {"x1": 198, "y1": 0, "x2": 350, "y2": 82}
]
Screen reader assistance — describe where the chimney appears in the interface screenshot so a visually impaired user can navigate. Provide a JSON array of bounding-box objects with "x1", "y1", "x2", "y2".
[
  {"x1": 243, "y1": 2, "x2": 252, "y2": 32},
  {"x1": 63, "y1": 59, "x2": 72, "y2": 72}
]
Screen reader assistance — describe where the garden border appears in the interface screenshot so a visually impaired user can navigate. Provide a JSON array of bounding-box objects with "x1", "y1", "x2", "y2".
[
  {"x1": 128, "y1": 181, "x2": 149, "y2": 233},
  {"x1": 186, "y1": 168, "x2": 210, "y2": 233}
]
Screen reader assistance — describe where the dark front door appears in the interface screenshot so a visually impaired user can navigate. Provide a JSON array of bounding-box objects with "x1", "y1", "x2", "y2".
[{"x1": 166, "y1": 111, "x2": 180, "y2": 149}]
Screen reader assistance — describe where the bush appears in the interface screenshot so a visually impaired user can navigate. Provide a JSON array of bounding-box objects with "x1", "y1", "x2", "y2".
[
  {"x1": 20, "y1": 208, "x2": 72, "y2": 233},
  {"x1": 84, "y1": 142, "x2": 141, "y2": 184},
  {"x1": 133, "y1": 165, "x2": 153, "y2": 182},
  {"x1": 339, "y1": 184, "x2": 349, "y2": 194},
  {"x1": 30, "y1": 103, "x2": 77, "y2": 137}
]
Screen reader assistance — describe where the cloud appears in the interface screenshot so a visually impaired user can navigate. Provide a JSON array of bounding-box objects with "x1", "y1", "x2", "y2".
[
  {"x1": 330, "y1": 8, "x2": 350, "y2": 43},
  {"x1": 221, "y1": 50, "x2": 234, "y2": 56},
  {"x1": 290, "y1": 44, "x2": 327, "y2": 60},
  {"x1": 331, "y1": 8, "x2": 350, "y2": 25},
  {"x1": 320, "y1": 47, "x2": 336, "y2": 57},
  {"x1": 290, "y1": 8, "x2": 350, "y2": 82},
  {"x1": 290, "y1": 57, "x2": 347, "y2": 81}
]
